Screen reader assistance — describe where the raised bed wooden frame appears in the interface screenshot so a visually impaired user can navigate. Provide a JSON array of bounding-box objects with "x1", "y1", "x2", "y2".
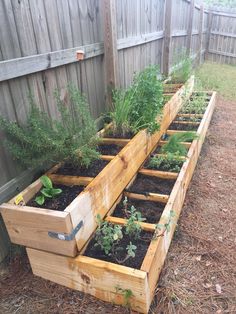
[
  {"x1": 0, "y1": 77, "x2": 194, "y2": 256},
  {"x1": 26, "y1": 91, "x2": 216, "y2": 313}
]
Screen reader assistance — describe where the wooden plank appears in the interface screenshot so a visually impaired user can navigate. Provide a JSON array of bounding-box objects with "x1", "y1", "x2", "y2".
[
  {"x1": 0, "y1": 43, "x2": 104, "y2": 81},
  {"x1": 48, "y1": 174, "x2": 93, "y2": 186},
  {"x1": 198, "y1": 5, "x2": 204, "y2": 64},
  {"x1": 105, "y1": 216, "x2": 156, "y2": 232},
  {"x1": 177, "y1": 113, "x2": 204, "y2": 118},
  {"x1": 117, "y1": 31, "x2": 164, "y2": 50},
  {"x1": 27, "y1": 248, "x2": 150, "y2": 314},
  {"x1": 206, "y1": 11, "x2": 213, "y2": 59},
  {"x1": 139, "y1": 168, "x2": 179, "y2": 179},
  {"x1": 163, "y1": 0, "x2": 173, "y2": 76},
  {"x1": 141, "y1": 91, "x2": 216, "y2": 297},
  {"x1": 124, "y1": 192, "x2": 169, "y2": 204},
  {"x1": 1, "y1": 204, "x2": 76, "y2": 256},
  {"x1": 210, "y1": 30, "x2": 236, "y2": 38},
  {"x1": 101, "y1": 155, "x2": 115, "y2": 161},
  {"x1": 208, "y1": 49, "x2": 236, "y2": 58},
  {"x1": 102, "y1": 0, "x2": 119, "y2": 107},
  {"x1": 172, "y1": 120, "x2": 200, "y2": 125},
  {"x1": 187, "y1": 0, "x2": 195, "y2": 55},
  {"x1": 166, "y1": 129, "x2": 195, "y2": 135}
]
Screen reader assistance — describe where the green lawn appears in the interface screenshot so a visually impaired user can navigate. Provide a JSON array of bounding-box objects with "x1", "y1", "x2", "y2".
[{"x1": 195, "y1": 62, "x2": 236, "y2": 101}]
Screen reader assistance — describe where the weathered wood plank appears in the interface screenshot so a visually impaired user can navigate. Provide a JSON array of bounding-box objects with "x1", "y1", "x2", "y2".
[
  {"x1": 27, "y1": 248, "x2": 150, "y2": 313},
  {"x1": 0, "y1": 43, "x2": 104, "y2": 81}
]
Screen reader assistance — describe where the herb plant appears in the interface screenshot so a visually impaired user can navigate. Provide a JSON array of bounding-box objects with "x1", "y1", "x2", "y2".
[
  {"x1": 0, "y1": 85, "x2": 100, "y2": 169},
  {"x1": 110, "y1": 66, "x2": 163, "y2": 136},
  {"x1": 153, "y1": 210, "x2": 175, "y2": 239},
  {"x1": 171, "y1": 52, "x2": 192, "y2": 84},
  {"x1": 35, "y1": 175, "x2": 62, "y2": 205},
  {"x1": 181, "y1": 92, "x2": 208, "y2": 114},
  {"x1": 125, "y1": 204, "x2": 146, "y2": 239},
  {"x1": 148, "y1": 153, "x2": 184, "y2": 172},
  {"x1": 161, "y1": 132, "x2": 198, "y2": 156}
]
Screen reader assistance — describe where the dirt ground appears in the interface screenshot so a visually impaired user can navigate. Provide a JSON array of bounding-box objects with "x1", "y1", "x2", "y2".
[{"x1": 0, "y1": 95, "x2": 235, "y2": 314}]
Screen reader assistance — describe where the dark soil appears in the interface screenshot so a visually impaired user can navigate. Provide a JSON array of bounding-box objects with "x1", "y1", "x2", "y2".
[
  {"x1": 126, "y1": 174, "x2": 176, "y2": 195},
  {"x1": 55, "y1": 159, "x2": 109, "y2": 177},
  {"x1": 169, "y1": 122, "x2": 199, "y2": 131},
  {"x1": 104, "y1": 130, "x2": 134, "y2": 139},
  {"x1": 97, "y1": 144, "x2": 122, "y2": 155},
  {"x1": 175, "y1": 116, "x2": 202, "y2": 122},
  {"x1": 112, "y1": 197, "x2": 165, "y2": 224},
  {"x1": 27, "y1": 185, "x2": 84, "y2": 211},
  {"x1": 84, "y1": 229, "x2": 152, "y2": 269}
]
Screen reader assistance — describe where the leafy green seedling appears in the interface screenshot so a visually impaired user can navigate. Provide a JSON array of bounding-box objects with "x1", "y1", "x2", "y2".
[{"x1": 35, "y1": 175, "x2": 62, "y2": 205}]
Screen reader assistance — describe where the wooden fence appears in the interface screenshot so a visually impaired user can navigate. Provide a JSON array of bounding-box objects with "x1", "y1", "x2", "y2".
[
  {"x1": 0, "y1": 0, "x2": 234, "y2": 260},
  {"x1": 207, "y1": 9, "x2": 236, "y2": 64}
]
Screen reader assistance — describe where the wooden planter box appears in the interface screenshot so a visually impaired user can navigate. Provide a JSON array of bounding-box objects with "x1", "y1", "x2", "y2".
[
  {"x1": 0, "y1": 77, "x2": 194, "y2": 257},
  {"x1": 26, "y1": 91, "x2": 216, "y2": 313}
]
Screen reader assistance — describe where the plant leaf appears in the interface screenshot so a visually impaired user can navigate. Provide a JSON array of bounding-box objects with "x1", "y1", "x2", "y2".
[
  {"x1": 41, "y1": 188, "x2": 53, "y2": 198},
  {"x1": 35, "y1": 195, "x2": 45, "y2": 205},
  {"x1": 40, "y1": 175, "x2": 53, "y2": 189},
  {"x1": 51, "y1": 188, "x2": 62, "y2": 196}
]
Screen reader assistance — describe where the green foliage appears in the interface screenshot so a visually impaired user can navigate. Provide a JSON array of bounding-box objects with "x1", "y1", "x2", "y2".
[
  {"x1": 0, "y1": 86, "x2": 100, "y2": 169},
  {"x1": 95, "y1": 215, "x2": 123, "y2": 255},
  {"x1": 196, "y1": 62, "x2": 236, "y2": 100},
  {"x1": 35, "y1": 175, "x2": 62, "y2": 205},
  {"x1": 153, "y1": 210, "x2": 175, "y2": 239},
  {"x1": 171, "y1": 52, "x2": 192, "y2": 84},
  {"x1": 181, "y1": 92, "x2": 208, "y2": 114},
  {"x1": 125, "y1": 205, "x2": 146, "y2": 239},
  {"x1": 110, "y1": 66, "x2": 163, "y2": 136},
  {"x1": 148, "y1": 153, "x2": 184, "y2": 172},
  {"x1": 204, "y1": 0, "x2": 236, "y2": 7},
  {"x1": 161, "y1": 132, "x2": 198, "y2": 156}
]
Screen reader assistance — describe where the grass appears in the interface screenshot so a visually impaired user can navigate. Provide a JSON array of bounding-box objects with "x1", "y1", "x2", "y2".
[{"x1": 195, "y1": 62, "x2": 236, "y2": 100}]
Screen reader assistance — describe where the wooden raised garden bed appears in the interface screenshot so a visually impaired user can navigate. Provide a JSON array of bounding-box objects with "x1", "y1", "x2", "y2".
[
  {"x1": 26, "y1": 91, "x2": 216, "y2": 313},
  {"x1": 0, "y1": 77, "x2": 194, "y2": 257}
]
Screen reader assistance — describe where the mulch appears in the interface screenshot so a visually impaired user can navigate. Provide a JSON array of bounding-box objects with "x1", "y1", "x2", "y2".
[{"x1": 0, "y1": 95, "x2": 235, "y2": 314}]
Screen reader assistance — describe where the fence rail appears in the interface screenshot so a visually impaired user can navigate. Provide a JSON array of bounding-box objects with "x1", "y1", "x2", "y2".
[{"x1": 0, "y1": 0, "x2": 235, "y2": 260}]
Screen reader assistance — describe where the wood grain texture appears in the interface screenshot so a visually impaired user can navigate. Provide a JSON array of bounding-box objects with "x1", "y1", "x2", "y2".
[{"x1": 27, "y1": 248, "x2": 150, "y2": 313}]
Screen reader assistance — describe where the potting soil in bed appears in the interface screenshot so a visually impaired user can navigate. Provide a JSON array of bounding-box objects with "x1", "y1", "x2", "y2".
[
  {"x1": 97, "y1": 144, "x2": 122, "y2": 155},
  {"x1": 126, "y1": 174, "x2": 175, "y2": 195},
  {"x1": 55, "y1": 159, "x2": 109, "y2": 177},
  {"x1": 84, "y1": 229, "x2": 152, "y2": 269},
  {"x1": 104, "y1": 131, "x2": 134, "y2": 139},
  {"x1": 27, "y1": 184, "x2": 84, "y2": 211},
  {"x1": 168, "y1": 123, "x2": 199, "y2": 131},
  {"x1": 112, "y1": 197, "x2": 165, "y2": 224}
]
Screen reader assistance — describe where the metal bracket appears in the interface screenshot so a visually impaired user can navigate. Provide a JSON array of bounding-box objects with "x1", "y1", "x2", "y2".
[{"x1": 48, "y1": 220, "x2": 83, "y2": 241}]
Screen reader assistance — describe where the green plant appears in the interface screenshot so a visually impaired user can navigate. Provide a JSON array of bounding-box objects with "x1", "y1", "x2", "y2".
[
  {"x1": 115, "y1": 286, "x2": 134, "y2": 307},
  {"x1": 161, "y1": 132, "x2": 198, "y2": 156},
  {"x1": 94, "y1": 215, "x2": 123, "y2": 255},
  {"x1": 181, "y1": 92, "x2": 208, "y2": 114},
  {"x1": 35, "y1": 175, "x2": 62, "y2": 205},
  {"x1": 110, "y1": 66, "x2": 163, "y2": 136},
  {"x1": 125, "y1": 205, "x2": 146, "y2": 239},
  {"x1": 171, "y1": 52, "x2": 192, "y2": 84},
  {"x1": 0, "y1": 85, "x2": 100, "y2": 169},
  {"x1": 153, "y1": 210, "x2": 175, "y2": 239},
  {"x1": 148, "y1": 153, "x2": 184, "y2": 172}
]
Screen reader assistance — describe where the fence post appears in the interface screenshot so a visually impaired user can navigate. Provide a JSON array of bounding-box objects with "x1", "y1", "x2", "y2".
[
  {"x1": 198, "y1": 5, "x2": 204, "y2": 65},
  {"x1": 163, "y1": 0, "x2": 173, "y2": 76},
  {"x1": 187, "y1": 0, "x2": 195, "y2": 57},
  {"x1": 206, "y1": 11, "x2": 213, "y2": 60},
  {"x1": 102, "y1": 0, "x2": 119, "y2": 108}
]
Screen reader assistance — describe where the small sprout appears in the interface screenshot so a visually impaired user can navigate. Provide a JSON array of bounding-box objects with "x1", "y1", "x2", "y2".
[
  {"x1": 35, "y1": 176, "x2": 62, "y2": 205},
  {"x1": 126, "y1": 242, "x2": 137, "y2": 258},
  {"x1": 153, "y1": 210, "x2": 175, "y2": 239}
]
